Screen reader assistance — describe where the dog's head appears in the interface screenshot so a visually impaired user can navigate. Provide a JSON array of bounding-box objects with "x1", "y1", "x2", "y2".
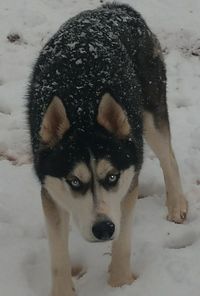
[{"x1": 38, "y1": 93, "x2": 141, "y2": 242}]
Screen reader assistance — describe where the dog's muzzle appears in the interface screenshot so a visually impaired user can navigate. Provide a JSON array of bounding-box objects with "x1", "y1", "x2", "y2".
[{"x1": 92, "y1": 220, "x2": 115, "y2": 241}]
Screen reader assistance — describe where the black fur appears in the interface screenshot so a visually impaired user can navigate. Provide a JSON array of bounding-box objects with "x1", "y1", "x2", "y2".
[{"x1": 27, "y1": 2, "x2": 167, "y2": 182}]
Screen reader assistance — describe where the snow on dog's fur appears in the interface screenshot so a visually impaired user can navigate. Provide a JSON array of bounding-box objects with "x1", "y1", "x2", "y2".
[{"x1": 27, "y1": 3, "x2": 187, "y2": 295}]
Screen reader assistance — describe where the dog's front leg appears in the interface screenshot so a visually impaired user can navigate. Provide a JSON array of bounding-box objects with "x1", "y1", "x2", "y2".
[
  {"x1": 41, "y1": 187, "x2": 75, "y2": 296},
  {"x1": 108, "y1": 178, "x2": 138, "y2": 287}
]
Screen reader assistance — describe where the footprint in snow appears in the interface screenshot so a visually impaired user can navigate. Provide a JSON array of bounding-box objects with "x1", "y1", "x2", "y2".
[{"x1": 165, "y1": 230, "x2": 197, "y2": 249}]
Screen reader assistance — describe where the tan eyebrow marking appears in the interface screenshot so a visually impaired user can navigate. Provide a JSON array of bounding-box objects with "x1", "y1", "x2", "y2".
[
  {"x1": 96, "y1": 159, "x2": 117, "y2": 179},
  {"x1": 67, "y1": 162, "x2": 91, "y2": 183}
]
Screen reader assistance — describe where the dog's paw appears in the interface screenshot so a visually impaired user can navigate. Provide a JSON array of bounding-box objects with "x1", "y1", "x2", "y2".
[
  {"x1": 108, "y1": 272, "x2": 136, "y2": 287},
  {"x1": 167, "y1": 196, "x2": 188, "y2": 224}
]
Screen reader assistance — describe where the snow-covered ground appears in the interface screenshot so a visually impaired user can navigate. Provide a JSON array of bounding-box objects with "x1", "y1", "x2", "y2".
[{"x1": 0, "y1": 0, "x2": 200, "y2": 295}]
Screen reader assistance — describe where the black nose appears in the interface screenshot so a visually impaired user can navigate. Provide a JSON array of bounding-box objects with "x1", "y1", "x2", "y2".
[{"x1": 92, "y1": 220, "x2": 115, "y2": 241}]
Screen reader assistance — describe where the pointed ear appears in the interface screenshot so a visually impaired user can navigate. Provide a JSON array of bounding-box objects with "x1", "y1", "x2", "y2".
[
  {"x1": 40, "y1": 96, "x2": 70, "y2": 146},
  {"x1": 97, "y1": 93, "x2": 131, "y2": 137}
]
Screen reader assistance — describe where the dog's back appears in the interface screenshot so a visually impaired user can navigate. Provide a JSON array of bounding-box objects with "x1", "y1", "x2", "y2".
[{"x1": 27, "y1": 3, "x2": 162, "y2": 156}]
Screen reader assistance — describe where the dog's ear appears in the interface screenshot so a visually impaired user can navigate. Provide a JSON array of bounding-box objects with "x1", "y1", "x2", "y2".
[
  {"x1": 97, "y1": 93, "x2": 131, "y2": 137},
  {"x1": 40, "y1": 96, "x2": 70, "y2": 146}
]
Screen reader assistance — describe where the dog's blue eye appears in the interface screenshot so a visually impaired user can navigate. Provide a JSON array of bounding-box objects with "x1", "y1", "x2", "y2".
[
  {"x1": 102, "y1": 173, "x2": 120, "y2": 189},
  {"x1": 65, "y1": 176, "x2": 90, "y2": 194},
  {"x1": 71, "y1": 179, "x2": 80, "y2": 187},
  {"x1": 108, "y1": 174, "x2": 117, "y2": 183},
  {"x1": 67, "y1": 177, "x2": 82, "y2": 189}
]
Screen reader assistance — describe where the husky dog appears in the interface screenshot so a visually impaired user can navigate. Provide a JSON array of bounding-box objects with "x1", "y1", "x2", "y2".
[{"x1": 27, "y1": 2, "x2": 188, "y2": 295}]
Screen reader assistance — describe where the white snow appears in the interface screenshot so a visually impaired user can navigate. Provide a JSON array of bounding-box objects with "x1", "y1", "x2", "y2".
[{"x1": 0, "y1": 0, "x2": 200, "y2": 295}]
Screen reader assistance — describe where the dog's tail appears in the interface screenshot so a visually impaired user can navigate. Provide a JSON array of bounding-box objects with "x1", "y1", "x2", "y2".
[
  {"x1": 102, "y1": 2, "x2": 141, "y2": 19},
  {"x1": 102, "y1": 2, "x2": 133, "y2": 11}
]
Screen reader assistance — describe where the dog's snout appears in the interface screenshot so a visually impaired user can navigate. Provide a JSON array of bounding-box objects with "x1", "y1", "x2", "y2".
[{"x1": 92, "y1": 220, "x2": 115, "y2": 241}]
